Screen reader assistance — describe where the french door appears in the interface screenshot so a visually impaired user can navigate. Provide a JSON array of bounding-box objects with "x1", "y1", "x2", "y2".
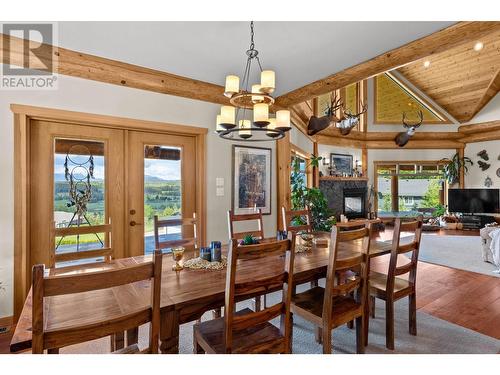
[
  {"x1": 29, "y1": 121, "x2": 199, "y2": 268},
  {"x1": 127, "y1": 131, "x2": 197, "y2": 256}
]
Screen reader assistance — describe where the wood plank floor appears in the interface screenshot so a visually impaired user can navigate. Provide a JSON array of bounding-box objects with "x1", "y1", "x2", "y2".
[{"x1": 1, "y1": 228, "x2": 498, "y2": 353}]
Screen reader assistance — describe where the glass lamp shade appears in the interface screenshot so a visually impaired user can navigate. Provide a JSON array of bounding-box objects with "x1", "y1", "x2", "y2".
[
  {"x1": 266, "y1": 118, "x2": 280, "y2": 138},
  {"x1": 238, "y1": 119, "x2": 252, "y2": 139},
  {"x1": 260, "y1": 70, "x2": 275, "y2": 93},
  {"x1": 220, "y1": 106, "x2": 236, "y2": 129},
  {"x1": 276, "y1": 110, "x2": 291, "y2": 130},
  {"x1": 224, "y1": 75, "x2": 239, "y2": 97},
  {"x1": 215, "y1": 114, "x2": 223, "y2": 133},
  {"x1": 253, "y1": 103, "x2": 270, "y2": 127},
  {"x1": 251, "y1": 84, "x2": 263, "y2": 103}
]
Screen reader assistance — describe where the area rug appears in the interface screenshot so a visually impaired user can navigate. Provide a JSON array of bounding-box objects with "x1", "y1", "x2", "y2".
[
  {"x1": 415, "y1": 235, "x2": 500, "y2": 277},
  {"x1": 60, "y1": 287, "x2": 500, "y2": 354}
]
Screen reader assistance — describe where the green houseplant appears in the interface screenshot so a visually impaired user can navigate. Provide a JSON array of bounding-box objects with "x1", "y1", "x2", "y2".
[
  {"x1": 441, "y1": 153, "x2": 473, "y2": 185},
  {"x1": 290, "y1": 155, "x2": 336, "y2": 231}
]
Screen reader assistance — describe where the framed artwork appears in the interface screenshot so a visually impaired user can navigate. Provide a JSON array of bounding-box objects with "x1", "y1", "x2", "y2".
[
  {"x1": 330, "y1": 153, "x2": 353, "y2": 175},
  {"x1": 232, "y1": 145, "x2": 272, "y2": 215}
]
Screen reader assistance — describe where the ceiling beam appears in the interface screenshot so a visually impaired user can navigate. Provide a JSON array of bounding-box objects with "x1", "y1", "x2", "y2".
[
  {"x1": 1, "y1": 33, "x2": 229, "y2": 105},
  {"x1": 275, "y1": 22, "x2": 500, "y2": 108},
  {"x1": 458, "y1": 119, "x2": 500, "y2": 134},
  {"x1": 462, "y1": 68, "x2": 500, "y2": 122}
]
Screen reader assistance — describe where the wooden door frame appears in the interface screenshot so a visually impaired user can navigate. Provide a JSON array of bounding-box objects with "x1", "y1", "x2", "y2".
[{"x1": 12, "y1": 104, "x2": 208, "y2": 320}]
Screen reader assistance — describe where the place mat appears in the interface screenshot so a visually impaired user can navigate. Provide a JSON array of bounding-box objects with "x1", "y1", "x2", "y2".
[{"x1": 183, "y1": 255, "x2": 227, "y2": 270}]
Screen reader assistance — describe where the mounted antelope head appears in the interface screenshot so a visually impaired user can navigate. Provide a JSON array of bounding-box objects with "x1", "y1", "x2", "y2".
[
  {"x1": 394, "y1": 111, "x2": 424, "y2": 147},
  {"x1": 307, "y1": 92, "x2": 343, "y2": 136},
  {"x1": 337, "y1": 102, "x2": 368, "y2": 136}
]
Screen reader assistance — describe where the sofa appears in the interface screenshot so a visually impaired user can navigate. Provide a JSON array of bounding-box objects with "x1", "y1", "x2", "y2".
[{"x1": 479, "y1": 226, "x2": 498, "y2": 264}]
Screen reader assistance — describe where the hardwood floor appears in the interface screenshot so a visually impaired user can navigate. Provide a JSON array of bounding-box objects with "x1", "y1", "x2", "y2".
[{"x1": 1, "y1": 228, "x2": 498, "y2": 353}]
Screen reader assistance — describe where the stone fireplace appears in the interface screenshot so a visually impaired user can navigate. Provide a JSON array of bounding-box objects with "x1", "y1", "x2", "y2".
[{"x1": 319, "y1": 177, "x2": 368, "y2": 220}]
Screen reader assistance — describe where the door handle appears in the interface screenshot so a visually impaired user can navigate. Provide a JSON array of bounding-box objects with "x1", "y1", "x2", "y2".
[{"x1": 129, "y1": 220, "x2": 143, "y2": 227}]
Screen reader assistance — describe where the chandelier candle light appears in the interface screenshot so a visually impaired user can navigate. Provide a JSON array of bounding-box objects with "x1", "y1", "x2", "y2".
[{"x1": 216, "y1": 21, "x2": 291, "y2": 141}]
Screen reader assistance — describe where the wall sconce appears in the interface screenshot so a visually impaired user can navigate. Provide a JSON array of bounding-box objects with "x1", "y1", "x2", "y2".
[{"x1": 322, "y1": 156, "x2": 330, "y2": 165}]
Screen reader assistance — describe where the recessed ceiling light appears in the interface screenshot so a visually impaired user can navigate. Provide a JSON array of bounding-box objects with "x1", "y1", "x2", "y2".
[
  {"x1": 423, "y1": 60, "x2": 431, "y2": 68},
  {"x1": 474, "y1": 41, "x2": 484, "y2": 51}
]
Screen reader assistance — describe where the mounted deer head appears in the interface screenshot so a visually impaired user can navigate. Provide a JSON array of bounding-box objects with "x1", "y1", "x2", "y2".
[
  {"x1": 337, "y1": 102, "x2": 368, "y2": 136},
  {"x1": 394, "y1": 111, "x2": 424, "y2": 147},
  {"x1": 307, "y1": 92, "x2": 343, "y2": 136}
]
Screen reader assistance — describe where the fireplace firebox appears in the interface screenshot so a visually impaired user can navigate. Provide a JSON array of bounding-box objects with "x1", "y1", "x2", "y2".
[{"x1": 343, "y1": 188, "x2": 367, "y2": 219}]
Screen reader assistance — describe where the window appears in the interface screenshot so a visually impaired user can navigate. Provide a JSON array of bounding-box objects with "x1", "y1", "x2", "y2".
[
  {"x1": 374, "y1": 73, "x2": 452, "y2": 124},
  {"x1": 375, "y1": 162, "x2": 446, "y2": 216}
]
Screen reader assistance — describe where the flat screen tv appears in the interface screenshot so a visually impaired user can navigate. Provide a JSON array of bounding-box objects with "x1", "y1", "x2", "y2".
[{"x1": 448, "y1": 188, "x2": 500, "y2": 214}]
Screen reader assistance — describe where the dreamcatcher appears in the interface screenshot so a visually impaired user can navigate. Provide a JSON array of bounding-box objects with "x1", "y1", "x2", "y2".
[{"x1": 55, "y1": 144, "x2": 103, "y2": 251}]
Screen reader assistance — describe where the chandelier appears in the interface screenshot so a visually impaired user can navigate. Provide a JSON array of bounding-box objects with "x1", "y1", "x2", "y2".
[{"x1": 216, "y1": 22, "x2": 291, "y2": 141}]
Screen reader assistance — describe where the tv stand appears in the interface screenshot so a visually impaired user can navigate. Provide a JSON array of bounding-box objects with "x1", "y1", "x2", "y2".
[{"x1": 458, "y1": 214, "x2": 496, "y2": 230}]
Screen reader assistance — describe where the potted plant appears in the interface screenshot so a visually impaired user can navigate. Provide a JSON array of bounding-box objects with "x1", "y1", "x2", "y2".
[
  {"x1": 290, "y1": 155, "x2": 336, "y2": 231},
  {"x1": 441, "y1": 153, "x2": 473, "y2": 185}
]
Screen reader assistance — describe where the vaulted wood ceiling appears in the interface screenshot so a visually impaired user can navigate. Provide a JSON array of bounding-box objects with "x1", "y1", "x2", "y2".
[{"x1": 398, "y1": 29, "x2": 500, "y2": 123}]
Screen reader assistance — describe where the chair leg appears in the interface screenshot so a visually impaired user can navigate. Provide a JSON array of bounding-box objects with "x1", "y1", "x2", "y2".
[
  {"x1": 47, "y1": 348, "x2": 59, "y2": 354},
  {"x1": 385, "y1": 300, "x2": 395, "y2": 350},
  {"x1": 364, "y1": 297, "x2": 371, "y2": 347},
  {"x1": 254, "y1": 296, "x2": 262, "y2": 311},
  {"x1": 370, "y1": 296, "x2": 376, "y2": 318},
  {"x1": 355, "y1": 316, "x2": 365, "y2": 354},
  {"x1": 315, "y1": 326, "x2": 323, "y2": 344},
  {"x1": 263, "y1": 294, "x2": 267, "y2": 309},
  {"x1": 193, "y1": 332, "x2": 204, "y2": 354},
  {"x1": 409, "y1": 293, "x2": 417, "y2": 336},
  {"x1": 322, "y1": 328, "x2": 332, "y2": 354},
  {"x1": 288, "y1": 313, "x2": 294, "y2": 354}
]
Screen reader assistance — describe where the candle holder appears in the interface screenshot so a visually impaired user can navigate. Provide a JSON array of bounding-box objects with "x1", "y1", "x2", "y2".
[
  {"x1": 300, "y1": 232, "x2": 314, "y2": 251},
  {"x1": 171, "y1": 246, "x2": 185, "y2": 271}
]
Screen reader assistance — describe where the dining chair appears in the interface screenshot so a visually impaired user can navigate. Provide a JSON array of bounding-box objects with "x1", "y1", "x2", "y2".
[
  {"x1": 281, "y1": 206, "x2": 312, "y2": 234},
  {"x1": 367, "y1": 216, "x2": 423, "y2": 350},
  {"x1": 31, "y1": 250, "x2": 163, "y2": 354},
  {"x1": 227, "y1": 208, "x2": 265, "y2": 241},
  {"x1": 282, "y1": 205, "x2": 320, "y2": 289},
  {"x1": 154, "y1": 212, "x2": 199, "y2": 252},
  {"x1": 193, "y1": 236, "x2": 296, "y2": 354},
  {"x1": 227, "y1": 208, "x2": 266, "y2": 310},
  {"x1": 290, "y1": 225, "x2": 371, "y2": 354}
]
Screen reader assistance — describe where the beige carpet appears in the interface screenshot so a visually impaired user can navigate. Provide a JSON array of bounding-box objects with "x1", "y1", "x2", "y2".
[{"x1": 59, "y1": 287, "x2": 500, "y2": 354}]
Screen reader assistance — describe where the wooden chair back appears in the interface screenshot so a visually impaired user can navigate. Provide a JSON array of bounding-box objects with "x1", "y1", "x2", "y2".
[
  {"x1": 31, "y1": 250, "x2": 163, "y2": 354},
  {"x1": 52, "y1": 220, "x2": 113, "y2": 267},
  {"x1": 387, "y1": 216, "x2": 423, "y2": 291},
  {"x1": 223, "y1": 236, "x2": 296, "y2": 353},
  {"x1": 227, "y1": 209, "x2": 264, "y2": 240},
  {"x1": 323, "y1": 225, "x2": 371, "y2": 327},
  {"x1": 281, "y1": 206, "x2": 312, "y2": 233},
  {"x1": 154, "y1": 212, "x2": 199, "y2": 251}
]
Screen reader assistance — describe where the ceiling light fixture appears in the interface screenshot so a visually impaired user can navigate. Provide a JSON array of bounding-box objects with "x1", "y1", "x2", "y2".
[
  {"x1": 423, "y1": 60, "x2": 431, "y2": 68},
  {"x1": 474, "y1": 41, "x2": 484, "y2": 51},
  {"x1": 216, "y1": 22, "x2": 291, "y2": 141}
]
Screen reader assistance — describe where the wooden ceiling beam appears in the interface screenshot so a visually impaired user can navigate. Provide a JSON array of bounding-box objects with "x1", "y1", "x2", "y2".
[
  {"x1": 275, "y1": 22, "x2": 500, "y2": 108},
  {"x1": 458, "y1": 120, "x2": 500, "y2": 134},
  {"x1": 462, "y1": 68, "x2": 500, "y2": 122},
  {"x1": 1, "y1": 33, "x2": 230, "y2": 105}
]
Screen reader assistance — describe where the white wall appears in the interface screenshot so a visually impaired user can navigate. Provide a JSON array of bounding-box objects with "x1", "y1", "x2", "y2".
[
  {"x1": 465, "y1": 140, "x2": 500, "y2": 188},
  {"x1": 0, "y1": 70, "x2": 281, "y2": 318},
  {"x1": 290, "y1": 125, "x2": 313, "y2": 154}
]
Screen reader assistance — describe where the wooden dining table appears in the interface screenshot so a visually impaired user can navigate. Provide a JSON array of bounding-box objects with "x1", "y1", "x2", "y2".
[{"x1": 10, "y1": 233, "x2": 392, "y2": 354}]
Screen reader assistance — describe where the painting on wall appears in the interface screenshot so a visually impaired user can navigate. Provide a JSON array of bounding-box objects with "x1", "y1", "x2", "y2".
[
  {"x1": 330, "y1": 153, "x2": 353, "y2": 175},
  {"x1": 232, "y1": 145, "x2": 272, "y2": 215}
]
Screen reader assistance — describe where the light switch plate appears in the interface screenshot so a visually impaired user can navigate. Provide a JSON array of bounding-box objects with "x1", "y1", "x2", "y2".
[
  {"x1": 216, "y1": 177, "x2": 224, "y2": 187},
  {"x1": 216, "y1": 187, "x2": 224, "y2": 196}
]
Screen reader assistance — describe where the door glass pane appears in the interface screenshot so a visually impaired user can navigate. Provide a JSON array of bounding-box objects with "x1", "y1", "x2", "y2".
[
  {"x1": 398, "y1": 175, "x2": 444, "y2": 216},
  {"x1": 53, "y1": 139, "x2": 106, "y2": 266},
  {"x1": 377, "y1": 176, "x2": 392, "y2": 214},
  {"x1": 144, "y1": 145, "x2": 182, "y2": 254}
]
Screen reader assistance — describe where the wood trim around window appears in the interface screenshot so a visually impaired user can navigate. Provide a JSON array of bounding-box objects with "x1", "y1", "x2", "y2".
[{"x1": 12, "y1": 104, "x2": 208, "y2": 321}]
